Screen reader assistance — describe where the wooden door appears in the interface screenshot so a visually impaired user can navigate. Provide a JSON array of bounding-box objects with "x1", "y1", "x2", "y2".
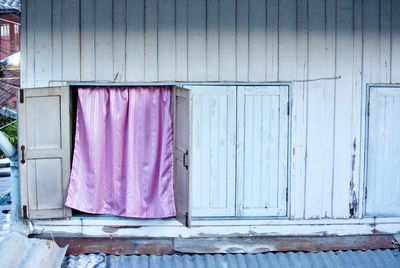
[
  {"x1": 18, "y1": 87, "x2": 71, "y2": 219},
  {"x1": 173, "y1": 87, "x2": 192, "y2": 227},
  {"x1": 237, "y1": 86, "x2": 289, "y2": 217},
  {"x1": 189, "y1": 86, "x2": 236, "y2": 217},
  {"x1": 366, "y1": 86, "x2": 400, "y2": 216}
]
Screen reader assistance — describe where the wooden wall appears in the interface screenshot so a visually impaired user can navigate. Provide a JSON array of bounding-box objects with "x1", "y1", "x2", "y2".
[{"x1": 21, "y1": 0, "x2": 400, "y2": 219}]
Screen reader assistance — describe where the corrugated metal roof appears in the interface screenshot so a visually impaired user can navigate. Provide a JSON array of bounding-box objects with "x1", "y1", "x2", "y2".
[
  {"x1": 0, "y1": 0, "x2": 20, "y2": 11},
  {"x1": 0, "y1": 232, "x2": 67, "y2": 268},
  {"x1": 63, "y1": 249, "x2": 400, "y2": 268}
]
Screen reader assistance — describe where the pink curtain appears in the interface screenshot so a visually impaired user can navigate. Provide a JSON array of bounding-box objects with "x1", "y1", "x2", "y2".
[{"x1": 65, "y1": 86, "x2": 176, "y2": 218}]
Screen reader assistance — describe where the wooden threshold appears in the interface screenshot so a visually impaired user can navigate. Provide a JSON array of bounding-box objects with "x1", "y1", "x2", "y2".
[{"x1": 30, "y1": 234, "x2": 400, "y2": 255}]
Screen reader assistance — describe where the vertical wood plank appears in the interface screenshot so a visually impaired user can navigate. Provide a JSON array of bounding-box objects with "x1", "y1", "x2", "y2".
[
  {"x1": 351, "y1": 0, "x2": 364, "y2": 218},
  {"x1": 379, "y1": 0, "x2": 391, "y2": 83},
  {"x1": 219, "y1": 0, "x2": 236, "y2": 81},
  {"x1": 236, "y1": 0, "x2": 249, "y2": 81},
  {"x1": 144, "y1": 0, "x2": 158, "y2": 81},
  {"x1": 80, "y1": 0, "x2": 95, "y2": 81},
  {"x1": 266, "y1": 0, "x2": 278, "y2": 81},
  {"x1": 291, "y1": 0, "x2": 308, "y2": 219},
  {"x1": 248, "y1": 0, "x2": 266, "y2": 81},
  {"x1": 332, "y1": 0, "x2": 353, "y2": 218},
  {"x1": 206, "y1": 0, "x2": 219, "y2": 81},
  {"x1": 158, "y1": 0, "x2": 176, "y2": 81},
  {"x1": 62, "y1": 0, "x2": 80, "y2": 81},
  {"x1": 175, "y1": 0, "x2": 188, "y2": 81},
  {"x1": 113, "y1": 0, "x2": 127, "y2": 82},
  {"x1": 25, "y1": 0, "x2": 35, "y2": 87},
  {"x1": 188, "y1": 0, "x2": 206, "y2": 81},
  {"x1": 392, "y1": 0, "x2": 400, "y2": 82},
  {"x1": 52, "y1": 0, "x2": 62, "y2": 85},
  {"x1": 126, "y1": 0, "x2": 145, "y2": 81},
  {"x1": 95, "y1": 0, "x2": 113, "y2": 81},
  {"x1": 305, "y1": 0, "x2": 334, "y2": 219},
  {"x1": 363, "y1": 0, "x2": 380, "y2": 83},
  {"x1": 278, "y1": 0, "x2": 296, "y2": 81},
  {"x1": 20, "y1": 0, "x2": 27, "y2": 87}
]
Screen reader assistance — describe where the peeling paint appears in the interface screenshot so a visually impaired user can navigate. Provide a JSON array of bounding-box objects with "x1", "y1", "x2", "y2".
[{"x1": 349, "y1": 138, "x2": 358, "y2": 218}]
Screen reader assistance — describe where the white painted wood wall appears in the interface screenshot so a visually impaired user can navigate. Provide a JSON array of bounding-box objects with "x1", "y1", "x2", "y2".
[{"x1": 21, "y1": 0, "x2": 400, "y2": 220}]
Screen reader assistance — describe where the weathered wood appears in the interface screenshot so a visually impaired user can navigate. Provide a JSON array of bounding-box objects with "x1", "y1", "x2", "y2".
[
  {"x1": 113, "y1": 0, "x2": 126, "y2": 82},
  {"x1": 219, "y1": 0, "x2": 236, "y2": 81},
  {"x1": 248, "y1": 0, "x2": 266, "y2": 81},
  {"x1": 126, "y1": 0, "x2": 145, "y2": 81},
  {"x1": 237, "y1": 86, "x2": 289, "y2": 217},
  {"x1": 332, "y1": 0, "x2": 354, "y2": 219},
  {"x1": 188, "y1": 0, "x2": 206, "y2": 81},
  {"x1": 189, "y1": 86, "x2": 236, "y2": 217},
  {"x1": 144, "y1": 0, "x2": 158, "y2": 81},
  {"x1": 19, "y1": 87, "x2": 71, "y2": 219},
  {"x1": 62, "y1": 0, "x2": 80, "y2": 81},
  {"x1": 33, "y1": 235, "x2": 399, "y2": 255},
  {"x1": 95, "y1": 0, "x2": 113, "y2": 81},
  {"x1": 158, "y1": 0, "x2": 176, "y2": 81},
  {"x1": 80, "y1": 0, "x2": 95, "y2": 81},
  {"x1": 173, "y1": 87, "x2": 192, "y2": 227},
  {"x1": 366, "y1": 87, "x2": 400, "y2": 216}
]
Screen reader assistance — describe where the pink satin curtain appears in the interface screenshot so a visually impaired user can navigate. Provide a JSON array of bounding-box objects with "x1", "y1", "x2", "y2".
[{"x1": 65, "y1": 86, "x2": 176, "y2": 218}]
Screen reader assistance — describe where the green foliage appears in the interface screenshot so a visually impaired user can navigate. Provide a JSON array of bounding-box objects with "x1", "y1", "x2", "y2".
[
  {"x1": 0, "y1": 114, "x2": 17, "y2": 158},
  {"x1": 1, "y1": 121, "x2": 17, "y2": 146}
]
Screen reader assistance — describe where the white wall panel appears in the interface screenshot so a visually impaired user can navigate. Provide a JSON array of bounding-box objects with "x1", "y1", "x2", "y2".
[{"x1": 22, "y1": 0, "x2": 400, "y2": 220}]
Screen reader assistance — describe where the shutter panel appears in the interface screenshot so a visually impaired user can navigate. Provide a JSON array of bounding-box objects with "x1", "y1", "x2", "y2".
[
  {"x1": 18, "y1": 87, "x2": 71, "y2": 219},
  {"x1": 366, "y1": 86, "x2": 400, "y2": 216},
  {"x1": 173, "y1": 87, "x2": 192, "y2": 227},
  {"x1": 237, "y1": 86, "x2": 289, "y2": 217},
  {"x1": 188, "y1": 86, "x2": 236, "y2": 217}
]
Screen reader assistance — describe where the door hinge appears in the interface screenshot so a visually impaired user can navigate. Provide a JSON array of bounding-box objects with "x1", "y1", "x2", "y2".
[
  {"x1": 364, "y1": 187, "x2": 368, "y2": 200},
  {"x1": 286, "y1": 188, "x2": 289, "y2": 201},
  {"x1": 22, "y1": 205, "x2": 27, "y2": 219},
  {"x1": 19, "y1": 89, "x2": 24, "y2": 104},
  {"x1": 185, "y1": 212, "x2": 189, "y2": 227},
  {"x1": 287, "y1": 102, "x2": 290, "y2": 116},
  {"x1": 183, "y1": 150, "x2": 189, "y2": 170}
]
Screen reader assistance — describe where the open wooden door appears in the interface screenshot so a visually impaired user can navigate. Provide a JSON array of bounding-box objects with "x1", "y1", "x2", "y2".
[
  {"x1": 173, "y1": 86, "x2": 192, "y2": 227},
  {"x1": 18, "y1": 87, "x2": 72, "y2": 219}
]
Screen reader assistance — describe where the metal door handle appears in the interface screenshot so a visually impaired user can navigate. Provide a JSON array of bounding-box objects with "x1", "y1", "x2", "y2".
[{"x1": 21, "y1": 145, "x2": 25, "y2": 164}]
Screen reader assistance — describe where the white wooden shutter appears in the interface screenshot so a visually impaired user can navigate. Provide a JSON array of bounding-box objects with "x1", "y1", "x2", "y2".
[
  {"x1": 237, "y1": 86, "x2": 289, "y2": 217},
  {"x1": 188, "y1": 86, "x2": 236, "y2": 217},
  {"x1": 173, "y1": 87, "x2": 192, "y2": 227},
  {"x1": 366, "y1": 86, "x2": 400, "y2": 216},
  {"x1": 18, "y1": 87, "x2": 71, "y2": 219}
]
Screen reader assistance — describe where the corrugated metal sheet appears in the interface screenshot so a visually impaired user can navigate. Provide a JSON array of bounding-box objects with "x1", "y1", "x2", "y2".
[
  {"x1": 63, "y1": 249, "x2": 400, "y2": 268},
  {"x1": 0, "y1": 0, "x2": 20, "y2": 10},
  {"x1": 0, "y1": 232, "x2": 67, "y2": 267}
]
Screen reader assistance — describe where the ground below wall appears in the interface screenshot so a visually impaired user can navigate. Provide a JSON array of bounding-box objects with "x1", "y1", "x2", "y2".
[{"x1": 32, "y1": 235, "x2": 400, "y2": 255}]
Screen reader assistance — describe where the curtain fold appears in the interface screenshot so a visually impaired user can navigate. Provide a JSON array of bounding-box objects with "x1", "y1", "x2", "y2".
[{"x1": 65, "y1": 86, "x2": 176, "y2": 218}]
